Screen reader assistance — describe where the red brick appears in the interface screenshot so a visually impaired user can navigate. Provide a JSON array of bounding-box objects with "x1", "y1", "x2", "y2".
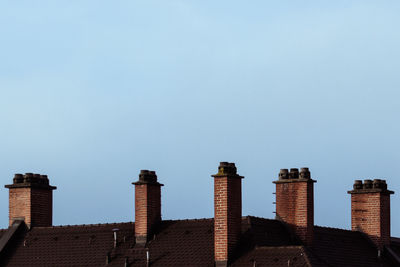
[
  {"x1": 212, "y1": 162, "x2": 243, "y2": 265},
  {"x1": 348, "y1": 180, "x2": 393, "y2": 250},
  {"x1": 274, "y1": 168, "x2": 315, "y2": 245},
  {"x1": 133, "y1": 170, "x2": 162, "y2": 244},
  {"x1": 6, "y1": 174, "x2": 55, "y2": 227}
]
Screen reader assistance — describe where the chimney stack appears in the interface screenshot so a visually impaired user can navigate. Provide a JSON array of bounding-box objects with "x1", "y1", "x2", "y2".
[
  {"x1": 348, "y1": 179, "x2": 394, "y2": 250},
  {"x1": 5, "y1": 173, "x2": 56, "y2": 227},
  {"x1": 273, "y1": 167, "x2": 315, "y2": 245},
  {"x1": 133, "y1": 170, "x2": 163, "y2": 245},
  {"x1": 212, "y1": 162, "x2": 244, "y2": 267}
]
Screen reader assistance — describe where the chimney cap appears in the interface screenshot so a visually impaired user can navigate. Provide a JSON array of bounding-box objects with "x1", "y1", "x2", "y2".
[
  {"x1": 5, "y1": 173, "x2": 56, "y2": 190},
  {"x1": 348, "y1": 179, "x2": 394, "y2": 195},
  {"x1": 275, "y1": 167, "x2": 314, "y2": 183},
  {"x1": 133, "y1": 170, "x2": 164, "y2": 186},
  {"x1": 212, "y1": 162, "x2": 243, "y2": 178}
]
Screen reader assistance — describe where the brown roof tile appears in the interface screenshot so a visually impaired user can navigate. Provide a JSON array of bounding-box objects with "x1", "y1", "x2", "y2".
[
  {"x1": 3, "y1": 222, "x2": 133, "y2": 267},
  {"x1": 308, "y1": 226, "x2": 395, "y2": 267},
  {"x1": 231, "y1": 246, "x2": 311, "y2": 267},
  {"x1": 0, "y1": 218, "x2": 399, "y2": 266}
]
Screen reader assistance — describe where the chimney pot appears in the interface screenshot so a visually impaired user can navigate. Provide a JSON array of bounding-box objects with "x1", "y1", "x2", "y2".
[
  {"x1": 139, "y1": 170, "x2": 157, "y2": 183},
  {"x1": 373, "y1": 179, "x2": 382, "y2": 189},
  {"x1": 353, "y1": 180, "x2": 363, "y2": 190},
  {"x1": 216, "y1": 162, "x2": 237, "y2": 176},
  {"x1": 381, "y1": 180, "x2": 387, "y2": 190},
  {"x1": 363, "y1": 180, "x2": 373, "y2": 189},
  {"x1": 24, "y1": 173, "x2": 33, "y2": 183},
  {"x1": 13, "y1": 174, "x2": 24, "y2": 184},
  {"x1": 299, "y1": 168, "x2": 311, "y2": 179},
  {"x1": 279, "y1": 169, "x2": 289, "y2": 180},
  {"x1": 40, "y1": 175, "x2": 49, "y2": 185},
  {"x1": 32, "y1": 174, "x2": 42, "y2": 184},
  {"x1": 289, "y1": 168, "x2": 299, "y2": 179}
]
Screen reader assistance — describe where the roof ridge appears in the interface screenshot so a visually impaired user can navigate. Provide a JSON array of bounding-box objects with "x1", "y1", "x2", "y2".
[
  {"x1": 162, "y1": 218, "x2": 213, "y2": 222},
  {"x1": 39, "y1": 221, "x2": 134, "y2": 228},
  {"x1": 33, "y1": 218, "x2": 216, "y2": 228},
  {"x1": 29, "y1": 217, "x2": 281, "y2": 228},
  {"x1": 391, "y1": 237, "x2": 400, "y2": 243},
  {"x1": 314, "y1": 225, "x2": 353, "y2": 232},
  {"x1": 0, "y1": 220, "x2": 26, "y2": 257},
  {"x1": 244, "y1": 215, "x2": 275, "y2": 220}
]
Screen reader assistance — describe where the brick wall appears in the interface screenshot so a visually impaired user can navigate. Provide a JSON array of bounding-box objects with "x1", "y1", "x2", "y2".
[
  {"x1": 6, "y1": 173, "x2": 56, "y2": 227},
  {"x1": 212, "y1": 162, "x2": 243, "y2": 266},
  {"x1": 274, "y1": 168, "x2": 314, "y2": 245},
  {"x1": 134, "y1": 184, "x2": 161, "y2": 241},
  {"x1": 133, "y1": 170, "x2": 162, "y2": 244},
  {"x1": 9, "y1": 188, "x2": 31, "y2": 226},
  {"x1": 31, "y1": 188, "x2": 53, "y2": 227},
  {"x1": 349, "y1": 179, "x2": 393, "y2": 249}
]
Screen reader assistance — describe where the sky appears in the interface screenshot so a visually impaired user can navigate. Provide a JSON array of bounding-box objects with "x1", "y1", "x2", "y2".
[{"x1": 0, "y1": 1, "x2": 399, "y2": 236}]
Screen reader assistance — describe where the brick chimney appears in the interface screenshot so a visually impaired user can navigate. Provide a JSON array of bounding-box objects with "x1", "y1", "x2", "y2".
[
  {"x1": 212, "y1": 162, "x2": 244, "y2": 267},
  {"x1": 133, "y1": 170, "x2": 163, "y2": 245},
  {"x1": 348, "y1": 179, "x2": 394, "y2": 250},
  {"x1": 273, "y1": 168, "x2": 315, "y2": 245},
  {"x1": 5, "y1": 173, "x2": 56, "y2": 228}
]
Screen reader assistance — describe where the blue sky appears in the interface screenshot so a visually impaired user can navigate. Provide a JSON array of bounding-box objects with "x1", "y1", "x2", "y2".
[{"x1": 0, "y1": 1, "x2": 399, "y2": 236}]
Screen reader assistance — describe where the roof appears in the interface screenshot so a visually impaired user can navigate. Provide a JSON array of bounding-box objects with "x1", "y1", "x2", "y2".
[
  {"x1": 308, "y1": 226, "x2": 391, "y2": 267},
  {"x1": 1, "y1": 222, "x2": 134, "y2": 267},
  {"x1": 0, "y1": 217, "x2": 398, "y2": 266},
  {"x1": 0, "y1": 229, "x2": 7, "y2": 239}
]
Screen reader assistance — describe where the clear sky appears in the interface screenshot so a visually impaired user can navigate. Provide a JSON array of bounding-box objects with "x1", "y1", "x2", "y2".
[{"x1": 0, "y1": 1, "x2": 399, "y2": 236}]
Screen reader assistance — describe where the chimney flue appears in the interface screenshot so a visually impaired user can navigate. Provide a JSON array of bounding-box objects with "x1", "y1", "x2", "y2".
[
  {"x1": 212, "y1": 162, "x2": 244, "y2": 267},
  {"x1": 133, "y1": 170, "x2": 163, "y2": 245},
  {"x1": 273, "y1": 167, "x2": 315, "y2": 245},
  {"x1": 348, "y1": 179, "x2": 394, "y2": 249},
  {"x1": 5, "y1": 173, "x2": 56, "y2": 227}
]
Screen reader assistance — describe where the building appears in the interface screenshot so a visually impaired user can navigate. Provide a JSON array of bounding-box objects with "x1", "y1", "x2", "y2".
[{"x1": 0, "y1": 162, "x2": 399, "y2": 266}]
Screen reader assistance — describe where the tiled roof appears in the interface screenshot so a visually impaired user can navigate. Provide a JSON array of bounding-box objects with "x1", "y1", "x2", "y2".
[
  {"x1": 0, "y1": 217, "x2": 399, "y2": 266},
  {"x1": 308, "y1": 226, "x2": 394, "y2": 267},
  {"x1": 2, "y1": 222, "x2": 134, "y2": 267},
  {"x1": 0, "y1": 229, "x2": 7, "y2": 239},
  {"x1": 391, "y1": 238, "x2": 400, "y2": 252},
  {"x1": 231, "y1": 246, "x2": 310, "y2": 267},
  {"x1": 389, "y1": 238, "x2": 400, "y2": 263}
]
